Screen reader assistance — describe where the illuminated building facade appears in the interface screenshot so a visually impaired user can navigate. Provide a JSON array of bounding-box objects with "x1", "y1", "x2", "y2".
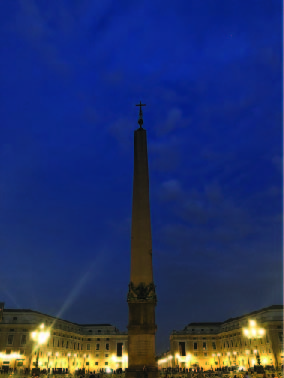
[
  {"x1": 159, "y1": 305, "x2": 283, "y2": 371},
  {"x1": 0, "y1": 305, "x2": 128, "y2": 373}
]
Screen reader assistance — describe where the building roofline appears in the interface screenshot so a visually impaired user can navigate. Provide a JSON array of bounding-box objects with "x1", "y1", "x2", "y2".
[
  {"x1": 222, "y1": 304, "x2": 283, "y2": 324},
  {"x1": 186, "y1": 323, "x2": 222, "y2": 326},
  {"x1": 3, "y1": 309, "x2": 113, "y2": 328},
  {"x1": 78, "y1": 324, "x2": 112, "y2": 327},
  {"x1": 183, "y1": 305, "x2": 283, "y2": 330}
]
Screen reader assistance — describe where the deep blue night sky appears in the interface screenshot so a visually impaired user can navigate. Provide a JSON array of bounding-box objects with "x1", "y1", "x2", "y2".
[{"x1": 0, "y1": 0, "x2": 282, "y2": 354}]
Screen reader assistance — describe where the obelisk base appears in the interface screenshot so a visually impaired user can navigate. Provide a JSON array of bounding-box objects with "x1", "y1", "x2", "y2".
[{"x1": 126, "y1": 366, "x2": 159, "y2": 378}]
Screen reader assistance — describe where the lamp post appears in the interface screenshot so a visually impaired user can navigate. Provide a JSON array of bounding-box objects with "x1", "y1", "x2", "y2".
[
  {"x1": 47, "y1": 352, "x2": 51, "y2": 370},
  {"x1": 175, "y1": 353, "x2": 180, "y2": 369},
  {"x1": 245, "y1": 350, "x2": 250, "y2": 369},
  {"x1": 212, "y1": 354, "x2": 216, "y2": 369},
  {"x1": 243, "y1": 320, "x2": 265, "y2": 371},
  {"x1": 68, "y1": 353, "x2": 71, "y2": 372},
  {"x1": 233, "y1": 351, "x2": 237, "y2": 366},
  {"x1": 74, "y1": 353, "x2": 77, "y2": 371},
  {"x1": 186, "y1": 354, "x2": 191, "y2": 369},
  {"x1": 55, "y1": 352, "x2": 59, "y2": 369},
  {"x1": 31, "y1": 323, "x2": 50, "y2": 369},
  {"x1": 217, "y1": 353, "x2": 221, "y2": 368},
  {"x1": 83, "y1": 354, "x2": 86, "y2": 370}
]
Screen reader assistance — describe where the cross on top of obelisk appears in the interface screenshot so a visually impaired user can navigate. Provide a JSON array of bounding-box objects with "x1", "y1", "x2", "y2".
[{"x1": 136, "y1": 101, "x2": 146, "y2": 128}]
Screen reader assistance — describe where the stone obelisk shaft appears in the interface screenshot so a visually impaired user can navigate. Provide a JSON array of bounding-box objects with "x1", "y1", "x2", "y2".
[
  {"x1": 126, "y1": 122, "x2": 158, "y2": 378},
  {"x1": 131, "y1": 128, "x2": 153, "y2": 284},
  {"x1": 127, "y1": 124, "x2": 158, "y2": 378}
]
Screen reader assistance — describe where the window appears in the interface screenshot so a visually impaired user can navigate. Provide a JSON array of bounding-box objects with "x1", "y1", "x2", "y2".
[
  {"x1": 89, "y1": 330, "x2": 92, "y2": 333},
  {"x1": 98, "y1": 330, "x2": 101, "y2": 333},
  {"x1": 95, "y1": 362, "x2": 98, "y2": 366},
  {"x1": 97, "y1": 338, "x2": 100, "y2": 341},
  {"x1": 179, "y1": 342, "x2": 185, "y2": 356},
  {"x1": 105, "y1": 362, "x2": 108, "y2": 365},
  {"x1": 194, "y1": 353, "x2": 197, "y2": 357},
  {"x1": 117, "y1": 343, "x2": 123, "y2": 357},
  {"x1": 192, "y1": 329, "x2": 195, "y2": 331},
  {"x1": 96, "y1": 344, "x2": 100, "y2": 350},
  {"x1": 13, "y1": 317, "x2": 17, "y2": 321},
  {"x1": 96, "y1": 354, "x2": 99, "y2": 357},
  {"x1": 230, "y1": 341, "x2": 233, "y2": 347},
  {"x1": 9, "y1": 329, "x2": 15, "y2": 332},
  {"x1": 88, "y1": 338, "x2": 91, "y2": 341},
  {"x1": 203, "y1": 342, "x2": 207, "y2": 350},
  {"x1": 66, "y1": 341, "x2": 69, "y2": 348},
  {"x1": 87, "y1": 344, "x2": 90, "y2": 350},
  {"x1": 106, "y1": 338, "x2": 109, "y2": 341},
  {"x1": 7, "y1": 335, "x2": 14, "y2": 345},
  {"x1": 212, "y1": 342, "x2": 216, "y2": 350},
  {"x1": 194, "y1": 343, "x2": 198, "y2": 350},
  {"x1": 106, "y1": 344, "x2": 109, "y2": 350},
  {"x1": 279, "y1": 333, "x2": 283, "y2": 342},
  {"x1": 21, "y1": 335, "x2": 27, "y2": 345},
  {"x1": 201, "y1": 329, "x2": 204, "y2": 331},
  {"x1": 105, "y1": 354, "x2": 109, "y2": 357},
  {"x1": 204, "y1": 353, "x2": 207, "y2": 356}
]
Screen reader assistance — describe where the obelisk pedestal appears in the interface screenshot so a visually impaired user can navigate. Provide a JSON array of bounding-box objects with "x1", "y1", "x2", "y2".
[{"x1": 126, "y1": 104, "x2": 158, "y2": 378}]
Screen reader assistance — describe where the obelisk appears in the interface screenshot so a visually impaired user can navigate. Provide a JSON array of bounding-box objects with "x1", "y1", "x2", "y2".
[{"x1": 126, "y1": 102, "x2": 158, "y2": 378}]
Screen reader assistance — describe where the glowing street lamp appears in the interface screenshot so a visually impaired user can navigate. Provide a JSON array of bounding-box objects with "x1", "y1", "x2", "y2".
[
  {"x1": 243, "y1": 320, "x2": 265, "y2": 339},
  {"x1": 175, "y1": 353, "x2": 180, "y2": 368},
  {"x1": 47, "y1": 352, "x2": 52, "y2": 369},
  {"x1": 55, "y1": 352, "x2": 59, "y2": 368},
  {"x1": 243, "y1": 320, "x2": 265, "y2": 369},
  {"x1": 186, "y1": 354, "x2": 191, "y2": 368},
  {"x1": 226, "y1": 352, "x2": 231, "y2": 366},
  {"x1": 67, "y1": 353, "x2": 71, "y2": 371},
  {"x1": 83, "y1": 354, "x2": 86, "y2": 369},
  {"x1": 31, "y1": 323, "x2": 50, "y2": 369},
  {"x1": 233, "y1": 351, "x2": 237, "y2": 365},
  {"x1": 245, "y1": 350, "x2": 250, "y2": 368},
  {"x1": 217, "y1": 353, "x2": 221, "y2": 367},
  {"x1": 212, "y1": 353, "x2": 216, "y2": 366}
]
